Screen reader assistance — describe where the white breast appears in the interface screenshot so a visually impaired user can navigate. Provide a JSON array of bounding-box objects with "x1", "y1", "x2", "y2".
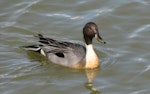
[{"x1": 85, "y1": 44, "x2": 99, "y2": 68}]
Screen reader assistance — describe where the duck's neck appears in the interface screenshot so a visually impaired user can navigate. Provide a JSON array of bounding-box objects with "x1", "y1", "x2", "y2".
[{"x1": 85, "y1": 44, "x2": 99, "y2": 69}]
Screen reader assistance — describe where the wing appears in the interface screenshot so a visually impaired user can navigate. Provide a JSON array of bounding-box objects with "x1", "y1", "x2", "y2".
[
  {"x1": 35, "y1": 34, "x2": 71, "y2": 48},
  {"x1": 35, "y1": 34, "x2": 85, "y2": 54},
  {"x1": 36, "y1": 34, "x2": 86, "y2": 67}
]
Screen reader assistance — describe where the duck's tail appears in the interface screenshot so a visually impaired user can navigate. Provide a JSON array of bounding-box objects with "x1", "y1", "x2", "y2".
[{"x1": 23, "y1": 45, "x2": 46, "y2": 56}]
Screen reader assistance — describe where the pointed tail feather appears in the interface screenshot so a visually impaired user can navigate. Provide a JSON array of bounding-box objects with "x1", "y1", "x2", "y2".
[
  {"x1": 23, "y1": 45, "x2": 41, "y2": 51},
  {"x1": 23, "y1": 45, "x2": 46, "y2": 56}
]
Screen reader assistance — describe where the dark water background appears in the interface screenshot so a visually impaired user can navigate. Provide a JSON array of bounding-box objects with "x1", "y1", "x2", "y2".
[{"x1": 0, "y1": 0, "x2": 150, "y2": 94}]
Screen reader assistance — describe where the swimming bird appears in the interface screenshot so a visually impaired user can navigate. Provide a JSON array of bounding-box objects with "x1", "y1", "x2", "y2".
[{"x1": 24, "y1": 22, "x2": 106, "y2": 69}]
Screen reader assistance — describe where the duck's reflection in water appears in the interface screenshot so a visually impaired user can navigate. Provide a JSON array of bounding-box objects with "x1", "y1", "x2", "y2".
[
  {"x1": 84, "y1": 68, "x2": 101, "y2": 94},
  {"x1": 25, "y1": 51, "x2": 101, "y2": 93},
  {"x1": 25, "y1": 51, "x2": 48, "y2": 65}
]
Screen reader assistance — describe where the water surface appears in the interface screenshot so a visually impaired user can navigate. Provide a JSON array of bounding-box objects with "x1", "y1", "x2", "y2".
[{"x1": 0, "y1": 0, "x2": 150, "y2": 94}]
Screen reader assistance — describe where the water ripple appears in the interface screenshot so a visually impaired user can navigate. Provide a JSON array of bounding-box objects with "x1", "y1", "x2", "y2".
[
  {"x1": 141, "y1": 65, "x2": 150, "y2": 73},
  {"x1": 39, "y1": 8, "x2": 113, "y2": 21},
  {"x1": 44, "y1": 13, "x2": 83, "y2": 20},
  {"x1": 0, "y1": 22, "x2": 16, "y2": 28},
  {"x1": 129, "y1": 24, "x2": 150, "y2": 38},
  {"x1": 94, "y1": 8, "x2": 113, "y2": 17},
  {"x1": 77, "y1": 0, "x2": 91, "y2": 4},
  {"x1": 11, "y1": 0, "x2": 41, "y2": 19}
]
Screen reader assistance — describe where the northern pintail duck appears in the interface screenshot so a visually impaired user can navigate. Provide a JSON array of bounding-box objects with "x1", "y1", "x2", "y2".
[{"x1": 24, "y1": 22, "x2": 106, "y2": 69}]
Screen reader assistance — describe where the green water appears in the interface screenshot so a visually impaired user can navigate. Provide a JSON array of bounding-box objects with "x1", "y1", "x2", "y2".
[{"x1": 0, "y1": 0, "x2": 150, "y2": 94}]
